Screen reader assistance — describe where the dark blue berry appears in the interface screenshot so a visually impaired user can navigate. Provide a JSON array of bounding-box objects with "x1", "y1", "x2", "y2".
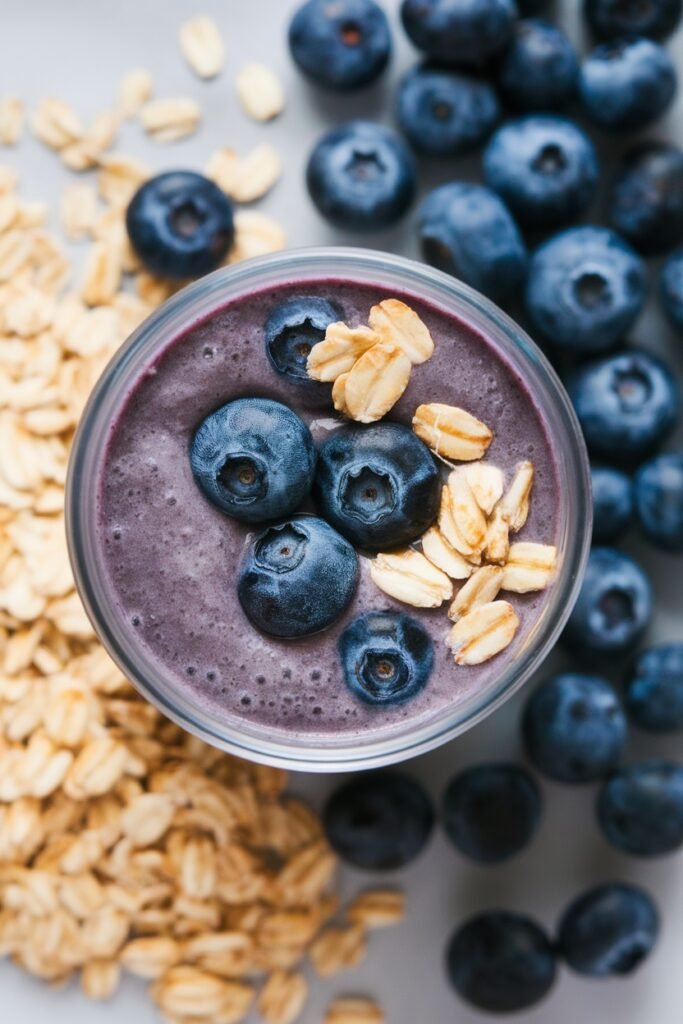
[
  {"x1": 237, "y1": 516, "x2": 358, "y2": 638},
  {"x1": 126, "y1": 171, "x2": 234, "y2": 280},
  {"x1": 288, "y1": 0, "x2": 391, "y2": 90},
  {"x1": 339, "y1": 611, "x2": 433, "y2": 706},
  {"x1": 418, "y1": 183, "x2": 527, "y2": 304},
  {"x1": 584, "y1": 0, "x2": 682, "y2": 40},
  {"x1": 442, "y1": 763, "x2": 542, "y2": 863},
  {"x1": 625, "y1": 643, "x2": 683, "y2": 732},
  {"x1": 397, "y1": 65, "x2": 499, "y2": 157},
  {"x1": 190, "y1": 398, "x2": 316, "y2": 523},
  {"x1": 401, "y1": 0, "x2": 517, "y2": 64},
  {"x1": 569, "y1": 350, "x2": 679, "y2": 464},
  {"x1": 579, "y1": 38, "x2": 677, "y2": 132},
  {"x1": 522, "y1": 673, "x2": 627, "y2": 784},
  {"x1": 498, "y1": 19, "x2": 578, "y2": 111},
  {"x1": 634, "y1": 451, "x2": 683, "y2": 551},
  {"x1": 558, "y1": 883, "x2": 659, "y2": 977},
  {"x1": 446, "y1": 912, "x2": 557, "y2": 1013},
  {"x1": 660, "y1": 248, "x2": 683, "y2": 331},
  {"x1": 323, "y1": 771, "x2": 435, "y2": 869},
  {"x1": 609, "y1": 144, "x2": 683, "y2": 255},
  {"x1": 598, "y1": 759, "x2": 683, "y2": 856},
  {"x1": 306, "y1": 121, "x2": 416, "y2": 230},
  {"x1": 517, "y1": 0, "x2": 548, "y2": 10},
  {"x1": 484, "y1": 116, "x2": 599, "y2": 229},
  {"x1": 314, "y1": 423, "x2": 440, "y2": 551},
  {"x1": 591, "y1": 466, "x2": 634, "y2": 543},
  {"x1": 264, "y1": 295, "x2": 342, "y2": 384},
  {"x1": 564, "y1": 548, "x2": 652, "y2": 661},
  {"x1": 525, "y1": 228, "x2": 647, "y2": 353}
]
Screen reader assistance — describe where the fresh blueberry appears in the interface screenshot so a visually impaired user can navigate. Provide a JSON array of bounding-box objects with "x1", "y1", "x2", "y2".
[
  {"x1": 126, "y1": 171, "x2": 234, "y2": 280},
  {"x1": 288, "y1": 0, "x2": 391, "y2": 90},
  {"x1": 339, "y1": 610, "x2": 433, "y2": 706},
  {"x1": 525, "y1": 227, "x2": 647, "y2": 353},
  {"x1": 591, "y1": 466, "x2": 634, "y2": 543},
  {"x1": 584, "y1": 0, "x2": 682, "y2": 40},
  {"x1": 446, "y1": 912, "x2": 557, "y2": 1013},
  {"x1": 564, "y1": 548, "x2": 653, "y2": 661},
  {"x1": 314, "y1": 423, "x2": 440, "y2": 551},
  {"x1": 558, "y1": 883, "x2": 659, "y2": 977},
  {"x1": 237, "y1": 516, "x2": 358, "y2": 638},
  {"x1": 522, "y1": 673, "x2": 627, "y2": 784},
  {"x1": 517, "y1": 0, "x2": 549, "y2": 10},
  {"x1": 264, "y1": 295, "x2": 342, "y2": 384},
  {"x1": 498, "y1": 19, "x2": 579, "y2": 111},
  {"x1": 609, "y1": 144, "x2": 683, "y2": 255},
  {"x1": 634, "y1": 451, "x2": 683, "y2": 551},
  {"x1": 396, "y1": 65, "x2": 500, "y2": 157},
  {"x1": 625, "y1": 643, "x2": 683, "y2": 732},
  {"x1": 598, "y1": 759, "x2": 683, "y2": 856},
  {"x1": 418, "y1": 183, "x2": 527, "y2": 304},
  {"x1": 306, "y1": 121, "x2": 416, "y2": 231},
  {"x1": 190, "y1": 398, "x2": 316, "y2": 523},
  {"x1": 483, "y1": 117, "x2": 599, "y2": 229},
  {"x1": 442, "y1": 763, "x2": 542, "y2": 863},
  {"x1": 579, "y1": 38, "x2": 677, "y2": 132},
  {"x1": 660, "y1": 248, "x2": 683, "y2": 331},
  {"x1": 323, "y1": 771, "x2": 435, "y2": 869},
  {"x1": 569, "y1": 350, "x2": 679, "y2": 464},
  {"x1": 401, "y1": 0, "x2": 516, "y2": 64}
]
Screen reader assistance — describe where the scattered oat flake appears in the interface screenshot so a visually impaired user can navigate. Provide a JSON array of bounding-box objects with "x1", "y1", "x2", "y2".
[
  {"x1": 60, "y1": 183, "x2": 98, "y2": 240},
  {"x1": 237, "y1": 63, "x2": 285, "y2": 121},
  {"x1": 118, "y1": 69, "x2": 153, "y2": 118},
  {"x1": 370, "y1": 549, "x2": 452, "y2": 608},
  {"x1": 97, "y1": 153, "x2": 150, "y2": 206},
  {"x1": 412, "y1": 403, "x2": 492, "y2": 462},
  {"x1": 0, "y1": 97, "x2": 24, "y2": 145},
  {"x1": 229, "y1": 210, "x2": 286, "y2": 263},
  {"x1": 347, "y1": 889, "x2": 405, "y2": 929},
  {"x1": 179, "y1": 16, "x2": 225, "y2": 78},
  {"x1": 325, "y1": 997, "x2": 385, "y2": 1024},
  {"x1": 307, "y1": 323, "x2": 380, "y2": 382},
  {"x1": 447, "y1": 600, "x2": 519, "y2": 665},
  {"x1": 449, "y1": 565, "x2": 504, "y2": 622},
  {"x1": 257, "y1": 970, "x2": 308, "y2": 1024},
  {"x1": 139, "y1": 97, "x2": 201, "y2": 143},
  {"x1": 229, "y1": 144, "x2": 282, "y2": 203},
  {"x1": 369, "y1": 299, "x2": 434, "y2": 364},
  {"x1": 31, "y1": 97, "x2": 83, "y2": 150},
  {"x1": 344, "y1": 342, "x2": 411, "y2": 423}
]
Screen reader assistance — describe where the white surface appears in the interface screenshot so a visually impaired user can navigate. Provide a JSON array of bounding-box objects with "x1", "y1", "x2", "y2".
[{"x1": 2, "y1": 1, "x2": 683, "y2": 1022}]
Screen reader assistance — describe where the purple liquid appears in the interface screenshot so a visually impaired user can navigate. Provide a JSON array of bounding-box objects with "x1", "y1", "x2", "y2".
[{"x1": 97, "y1": 278, "x2": 560, "y2": 742}]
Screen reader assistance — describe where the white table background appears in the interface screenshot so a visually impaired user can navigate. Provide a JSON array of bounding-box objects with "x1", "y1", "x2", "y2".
[{"x1": 2, "y1": 1, "x2": 683, "y2": 1021}]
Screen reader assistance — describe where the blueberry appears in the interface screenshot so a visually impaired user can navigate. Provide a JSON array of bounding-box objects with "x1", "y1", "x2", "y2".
[
  {"x1": 584, "y1": 0, "x2": 682, "y2": 40},
  {"x1": 306, "y1": 121, "x2": 416, "y2": 231},
  {"x1": 597, "y1": 759, "x2": 683, "y2": 856},
  {"x1": 660, "y1": 248, "x2": 683, "y2": 331},
  {"x1": 569, "y1": 350, "x2": 679, "y2": 464},
  {"x1": 126, "y1": 171, "x2": 234, "y2": 280},
  {"x1": 525, "y1": 227, "x2": 647, "y2": 353},
  {"x1": 315, "y1": 423, "x2": 440, "y2": 551},
  {"x1": 522, "y1": 673, "x2": 627, "y2": 784},
  {"x1": 564, "y1": 548, "x2": 652, "y2": 661},
  {"x1": 190, "y1": 398, "x2": 316, "y2": 523},
  {"x1": 288, "y1": 0, "x2": 391, "y2": 91},
  {"x1": 498, "y1": 19, "x2": 579, "y2": 111},
  {"x1": 634, "y1": 451, "x2": 683, "y2": 551},
  {"x1": 442, "y1": 763, "x2": 542, "y2": 863},
  {"x1": 483, "y1": 117, "x2": 599, "y2": 229},
  {"x1": 264, "y1": 295, "x2": 342, "y2": 383},
  {"x1": 401, "y1": 0, "x2": 517, "y2": 64},
  {"x1": 419, "y1": 183, "x2": 527, "y2": 304},
  {"x1": 558, "y1": 883, "x2": 659, "y2": 977},
  {"x1": 323, "y1": 771, "x2": 435, "y2": 869},
  {"x1": 237, "y1": 516, "x2": 358, "y2": 638},
  {"x1": 591, "y1": 466, "x2": 634, "y2": 543},
  {"x1": 446, "y1": 912, "x2": 557, "y2": 1013},
  {"x1": 625, "y1": 643, "x2": 683, "y2": 731},
  {"x1": 517, "y1": 0, "x2": 548, "y2": 9},
  {"x1": 579, "y1": 38, "x2": 677, "y2": 132},
  {"x1": 397, "y1": 65, "x2": 500, "y2": 157},
  {"x1": 609, "y1": 144, "x2": 683, "y2": 255},
  {"x1": 339, "y1": 610, "x2": 433, "y2": 706}
]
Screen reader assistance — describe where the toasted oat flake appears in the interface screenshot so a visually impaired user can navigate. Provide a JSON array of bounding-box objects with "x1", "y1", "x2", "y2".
[
  {"x1": 120, "y1": 936, "x2": 182, "y2": 979},
  {"x1": 0, "y1": 97, "x2": 24, "y2": 145},
  {"x1": 465, "y1": 462, "x2": 504, "y2": 515},
  {"x1": 217, "y1": 143, "x2": 282, "y2": 203},
  {"x1": 140, "y1": 98, "x2": 201, "y2": 143},
  {"x1": 332, "y1": 372, "x2": 350, "y2": 415},
  {"x1": 307, "y1": 323, "x2": 380, "y2": 382},
  {"x1": 31, "y1": 97, "x2": 83, "y2": 150},
  {"x1": 97, "y1": 153, "x2": 150, "y2": 206},
  {"x1": 447, "y1": 600, "x2": 519, "y2": 665},
  {"x1": 440, "y1": 469, "x2": 487, "y2": 558},
  {"x1": 81, "y1": 958, "x2": 120, "y2": 1000},
  {"x1": 412, "y1": 403, "x2": 492, "y2": 461},
  {"x1": 347, "y1": 889, "x2": 405, "y2": 929},
  {"x1": 257, "y1": 970, "x2": 308, "y2": 1024},
  {"x1": 370, "y1": 549, "x2": 452, "y2": 608},
  {"x1": 499, "y1": 460, "x2": 534, "y2": 532},
  {"x1": 502, "y1": 542, "x2": 557, "y2": 593},
  {"x1": 484, "y1": 504, "x2": 510, "y2": 565},
  {"x1": 309, "y1": 924, "x2": 366, "y2": 977},
  {"x1": 344, "y1": 342, "x2": 411, "y2": 423},
  {"x1": 60, "y1": 183, "x2": 98, "y2": 240},
  {"x1": 368, "y1": 298, "x2": 433, "y2": 364},
  {"x1": 325, "y1": 997, "x2": 384, "y2": 1024},
  {"x1": 179, "y1": 16, "x2": 225, "y2": 78},
  {"x1": 119, "y1": 69, "x2": 153, "y2": 118},
  {"x1": 449, "y1": 565, "x2": 504, "y2": 621},
  {"x1": 421, "y1": 526, "x2": 475, "y2": 580},
  {"x1": 229, "y1": 210, "x2": 286, "y2": 263},
  {"x1": 237, "y1": 63, "x2": 285, "y2": 121},
  {"x1": 81, "y1": 241, "x2": 122, "y2": 306}
]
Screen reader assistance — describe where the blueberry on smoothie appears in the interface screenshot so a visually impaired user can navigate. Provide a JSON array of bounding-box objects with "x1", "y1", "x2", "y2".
[
  {"x1": 522, "y1": 673, "x2": 627, "y2": 783},
  {"x1": 324, "y1": 772, "x2": 435, "y2": 869},
  {"x1": 418, "y1": 183, "x2": 527, "y2": 304},
  {"x1": 591, "y1": 466, "x2": 634, "y2": 543},
  {"x1": 190, "y1": 398, "x2": 316, "y2": 523},
  {"x1": 579, "y1": 38, "x2": 677, "y2": 132},
  {"x1": 397, "y1": 65, "x2": 500, "y2": 157},
  {"x1": 525, "y1": 227, "x2": 647, "y2": 353},
  {"x1": 314, "y1": 423, "x2": 441, "y2": 551},
  {"x1": 400, "y1": 0, "x2": 517, "y2": 64},
  {"x1": 442, "y1": 763, "x2": 542, "y2": 863},
  {"x1": 634, "y1": 452, "x2": 683, "y2": 551},
  {"x1": 564, "y1": 548, "x2": 652, "y2": 661},
  {"x1": 498, "y1": 19, "x2": 579, "y2": 111},
  {"x1": 126, "y1": 171, "x2": 234, "y2": 279},
  {"x1": 237, "y1": 516, "x2": 358, "y2": 638},
  {"x1": 625, "y1": 644, "x2": 683, "y2": 732},
  {"x1": 598, "y1": 760, "x2": 683, "y2": 856},
  {"x1": 609, "y1": 144, "x2": 683, "y2": 255},
  {"x1": 584, "y1": 0, "x2": 682, "y2": 40},
  {"x1": 558, "y1": 883, "x2": 659, "y2": 977},
  {"x1": 339, "y1": 610, "x2": 433, "y2": 706},
  {"x1": 264, "y1": 295, "x2": 342, "y2": 383},
  {"x1": 660, "y1": 248, "x2": 683, "y2": 331},
  {"x1": 446, "y1": 912, "x2": 557, "y2": 1013},
  {"x1": 288, "y1": 0, "x2": 391, "y2": 91},
  {"x1": 306, "y1": 121, "x2": 416, "y2": 231}
]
